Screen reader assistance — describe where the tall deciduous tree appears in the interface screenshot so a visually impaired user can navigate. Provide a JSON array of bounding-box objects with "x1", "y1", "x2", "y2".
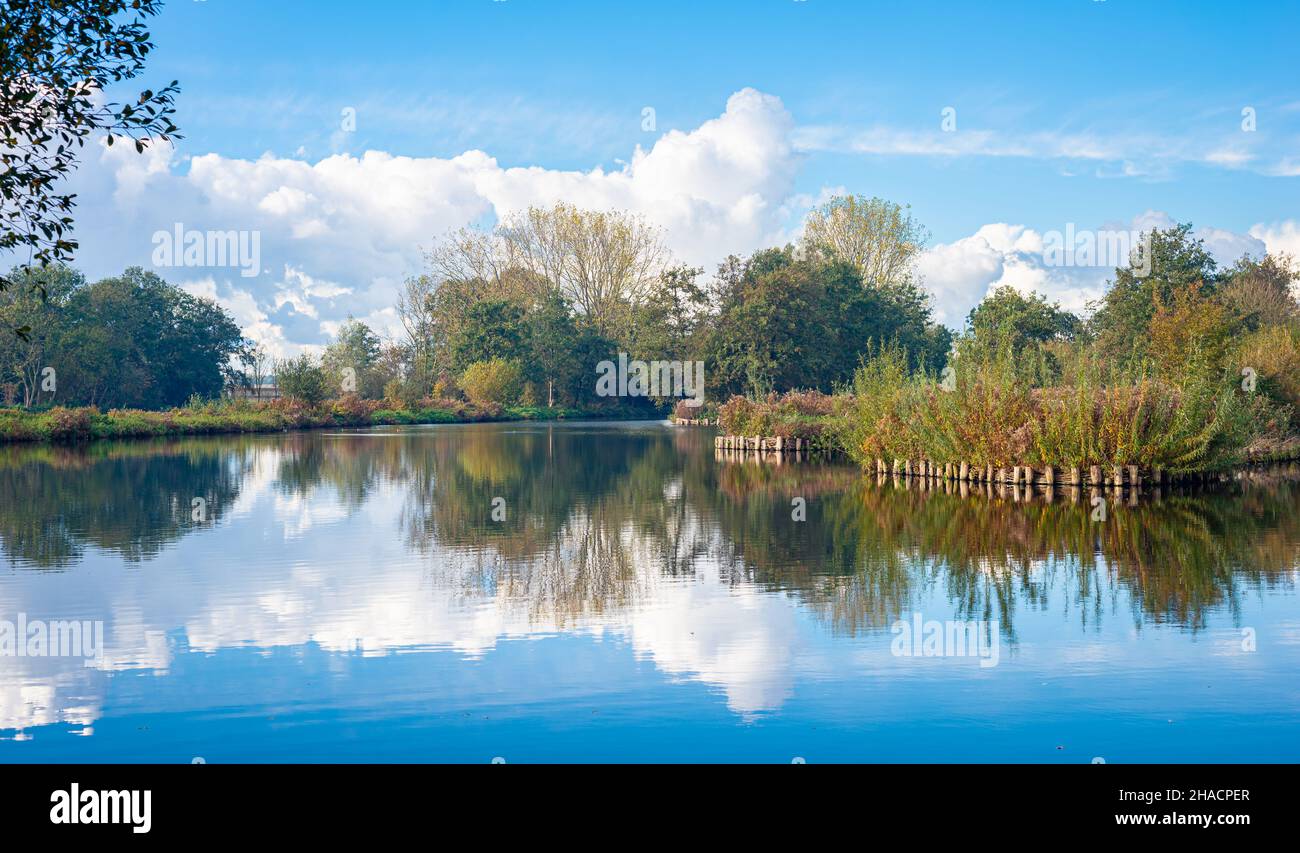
[
  {"x1": 0, "y1": 264, "x2": 81, "y2": 404},
  {"x1": 57, "y1": 268, "x2": 246, "y2": 407},
  {"x1": 426, "y1": 202, "x2": 668, "y2": 341},
  {"x1": 801, "y1": 195, "x2": 928, "y2": 293},
  {"x1": 321, "y1": 317, "x2": 384, "y2": 398},
  {"x1": 3, "y1": 265, "x2": 249, "y2": 408},
  {"x1": 527, "y1": 291, "x2": 582, "y2": 407}
]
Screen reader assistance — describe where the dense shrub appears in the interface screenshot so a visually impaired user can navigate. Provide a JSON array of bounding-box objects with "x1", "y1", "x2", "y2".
[
  {"x1": 672, "y1": 399, "x2": 718, "y2": 421},
  {"x1": 719, "y1": 390, "x2": 842, "y2": 445},
  {"x1": 460, "y1": 359, "x2": 523, "y2": 406},
  {"x1": 1236, "y1": 325, "x2": 1300, "y2": 428},
  {"x1": 275, "y1": 355, "x2": 331, "y2": 404}
]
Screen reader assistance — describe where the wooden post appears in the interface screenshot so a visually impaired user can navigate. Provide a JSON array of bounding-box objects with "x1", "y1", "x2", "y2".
[
  {"x1": 1069, "y1": 466, "x2": 1080, "y2": 487},
  {"x1": 959, "y1": 461, "x2": 969, "y2": 482},
  {"x1": 1044, "y1": 466, "x2": 1055, "y2": 488},
  {"x1": 1127, "y1": 465, "x2": 1139, "y2": 490},
  {"x1": 1089, "y1": 465, "x2": 1102, "y2": 487},
  {"x1": 1113, "y1": 465, "x2": 1124, "y2": 488}
]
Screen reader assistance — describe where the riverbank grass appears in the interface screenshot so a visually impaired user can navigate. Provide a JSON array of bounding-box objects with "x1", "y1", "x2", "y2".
[{"x1": 0, "y1": 397, "x2": 650, "y2": 443}]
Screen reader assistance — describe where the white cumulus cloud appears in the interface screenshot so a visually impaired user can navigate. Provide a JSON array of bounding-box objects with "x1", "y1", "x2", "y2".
[{"x1": 57, "y1": 88, "x2": 805, "y2": 352}]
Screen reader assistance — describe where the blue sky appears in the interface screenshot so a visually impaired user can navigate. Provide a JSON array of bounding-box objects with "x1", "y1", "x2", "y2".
[{"x1": 57, "y1": 0, "x2": 1300, "y2": 350}]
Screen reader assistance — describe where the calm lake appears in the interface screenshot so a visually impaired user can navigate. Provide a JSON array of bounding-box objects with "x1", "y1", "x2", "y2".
[{"x1": 2, "y1": 420, "x2": 1298, "y2": 762}]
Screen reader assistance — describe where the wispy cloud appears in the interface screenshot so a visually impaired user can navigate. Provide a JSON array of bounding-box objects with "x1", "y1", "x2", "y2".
[{"x1": 793, "y1": 121, "x2": 1295, "y2": 179}]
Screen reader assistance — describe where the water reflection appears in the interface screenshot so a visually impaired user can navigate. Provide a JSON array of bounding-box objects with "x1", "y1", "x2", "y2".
[{"x1": 1, "y1": 424, "x2": 1298, "y2": 740}]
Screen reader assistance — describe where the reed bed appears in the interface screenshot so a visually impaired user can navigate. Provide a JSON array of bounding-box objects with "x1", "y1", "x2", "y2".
[{"x1": 836, "y1": 347, "x2": 1286, "y2": 475}]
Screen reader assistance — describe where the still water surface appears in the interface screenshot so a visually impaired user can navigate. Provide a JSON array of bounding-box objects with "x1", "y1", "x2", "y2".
[{"x1": 1, "y1": 421, "x2": 1298, "y2": 762}]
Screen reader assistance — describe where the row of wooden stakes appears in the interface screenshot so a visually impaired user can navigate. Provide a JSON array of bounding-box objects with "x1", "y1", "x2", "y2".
[
  {"x1": 715, "y1": 448, "x2": 811, "y2": 464},
  {"x1": 879, "y1": 472, "x2": 1150, "y2": 505},
  {"x1": 715, "y1": 435, "x2": 810, "y2": 452},
  {"x1": 673, "y1": 418, "x2": 720, "y2": 426},
  {"x1": 876, "y1": 459, "x2": 1200, "y2": 489}
]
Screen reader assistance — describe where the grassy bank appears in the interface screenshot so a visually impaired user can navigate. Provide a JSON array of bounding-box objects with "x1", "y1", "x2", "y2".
[{"x1": 0, "y1": 396, "x2": 655, "y2": 444}]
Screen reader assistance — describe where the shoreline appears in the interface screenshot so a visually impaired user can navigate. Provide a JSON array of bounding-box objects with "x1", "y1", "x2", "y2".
[{"x1": 0, "y1": 402, "x2": 657, "y2": 445}]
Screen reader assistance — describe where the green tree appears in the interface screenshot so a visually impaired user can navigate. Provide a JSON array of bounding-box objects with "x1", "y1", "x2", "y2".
[
  {"x1": 1089, "y1": 224, "x2": 1220, "y2": 362},
  {"x1": 0, "y1": 264, "x2": 81, "y2": 405},
  {"x1": 57, "y1": 268, "x2": 246, "y2": 407},
  {"x1": 321, "y1": 318, "x2": 384, "y2": 398},
  {"x1": 566, "y1": 326, "x2": 621, "y2": 407},
  {"x1": 627, "y1": 265, "x2": 707, "y2": 366},
  {"x1": 449, "y1": 298, "x2": 531, "y2": 371},
  {"x1": 527, "y1": 292, "x2": 581, "y2": 407},
  {"x1": 1, "y1": 1, "x2": 180, "y2": 306},
  {"x1": 965, "y1": 286, "x2": 1081, "y2": 350},
  {"x1": 706, "y1": 247, "x2": 948, "y2": 396},
  {"x1": 275, "y1": 354, "x2": 329, "y2": 405}
]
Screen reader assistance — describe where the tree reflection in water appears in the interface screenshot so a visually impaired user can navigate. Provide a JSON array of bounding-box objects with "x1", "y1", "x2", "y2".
[{"x1": 1, "y1": 426, "x2": 1296, "y2": 636}]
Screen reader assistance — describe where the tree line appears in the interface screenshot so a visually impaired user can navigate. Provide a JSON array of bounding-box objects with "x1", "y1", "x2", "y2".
[
  {"x1": 4, "y1": 196, "x2": 1295, "y2": 422},
  {"x1": 369, "y1": 196, "x2": 951, "y2": 409},
  {"x1": 0, "y1": 266, "x2": 246, "y2": 409}
]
